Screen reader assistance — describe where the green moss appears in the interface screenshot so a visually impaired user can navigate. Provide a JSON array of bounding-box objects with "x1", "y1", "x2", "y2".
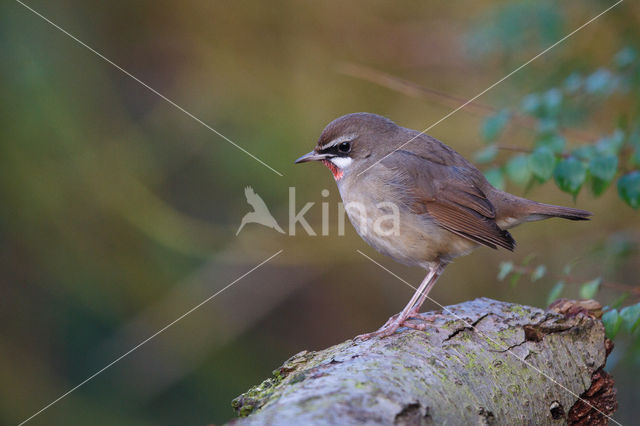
[
  {"x1": 232, "y1": 350, "x2": 318, "y2": 417},
  {"x1": 465, "y1": 350, "x2": 478, "y2": 369},
  {"x1": 238, "y1": 404, "x2": 253, "y2": 416},
  {"x1": 231, "y1": 377, "x2": 279, "y2": 417},
  {"x1": 272, "y1": 369, "x2": 284, "y2": 381},
  {"x1": 486, "y1": 339, "x2": 506, "y2": 351},
  {"x1": 510, "y1": 305, "x2": 527, "y2": 316},
  {"x1": 508, "y1": 384, "x2": 521, "y2": 395}
]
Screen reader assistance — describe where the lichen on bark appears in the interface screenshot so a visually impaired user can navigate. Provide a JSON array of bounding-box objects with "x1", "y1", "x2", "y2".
[{"x1": 230, "y1": 298, "x2": 617, "y2": 425}]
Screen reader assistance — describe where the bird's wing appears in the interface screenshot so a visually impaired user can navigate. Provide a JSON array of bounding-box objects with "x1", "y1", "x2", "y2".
[
  {"x1": 398, "y1": 128, "x2": 476, "y2": 169},
  {"x1": 381, "y1": 150, "x2": 515, "y2": 251}
]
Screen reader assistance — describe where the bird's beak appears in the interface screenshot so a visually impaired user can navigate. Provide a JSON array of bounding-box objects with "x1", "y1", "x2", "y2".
[{"x1": 294, "y1": 151, "x2": 329, "y2": 164}]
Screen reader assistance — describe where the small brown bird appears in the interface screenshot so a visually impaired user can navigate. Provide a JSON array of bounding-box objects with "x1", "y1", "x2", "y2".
[{"x1": 295, "y1": 113, "x2": 591, "y2": 339}]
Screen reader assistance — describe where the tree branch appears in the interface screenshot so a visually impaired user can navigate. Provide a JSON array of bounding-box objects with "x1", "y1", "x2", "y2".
[
  {"x1": 335, "y1": 62, "x2": 599, "y2": 143},
  {"x1": 230, "y1": 298, "x2": 617, "y2": 425}
]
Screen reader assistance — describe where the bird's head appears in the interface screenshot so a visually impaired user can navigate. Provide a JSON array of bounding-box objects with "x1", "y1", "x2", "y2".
[{"x1": 294, "y1": 112, "x2": 398, "y2": 180}]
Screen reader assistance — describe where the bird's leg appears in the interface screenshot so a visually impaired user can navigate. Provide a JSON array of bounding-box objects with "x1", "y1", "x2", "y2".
[
  {"x1": 377, "y1": 277, "x2": 427, "y2": 329},
  {"x1": 405, "y1": 262, "x2": 447, "y2": 320},
  {"x1": 356, "y1": 262, "x2": 446, "y2": 340}
]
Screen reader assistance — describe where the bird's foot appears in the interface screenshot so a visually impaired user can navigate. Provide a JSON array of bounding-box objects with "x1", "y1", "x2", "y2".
[
  {"x1": 401, "y1": 312, "x2": 446, "y2": 330},
  {"x1": 408, "y1": 312, "x2": 446, "y2": 322},
  {"x1": 355, "y1": 320, "x2": 402, "y2": 341},
  {"x1": 380, "y1": 313, "x2": 400, "y2": 328},
  {"x1": 356, "y1": 312, "x2": 445, "y2": 340}
]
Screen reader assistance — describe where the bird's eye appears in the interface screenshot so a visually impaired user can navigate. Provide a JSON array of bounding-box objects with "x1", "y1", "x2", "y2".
[{"x1": 338, "y1": 142, "x2": 351, "y2": 153}]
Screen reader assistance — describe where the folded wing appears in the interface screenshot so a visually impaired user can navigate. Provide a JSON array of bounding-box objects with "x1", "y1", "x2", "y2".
[{"x1": 382, "y1": 150, "x2": 515, "y2": 251}]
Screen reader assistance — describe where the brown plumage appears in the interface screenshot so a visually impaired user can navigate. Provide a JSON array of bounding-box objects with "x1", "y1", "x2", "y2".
[
  {"x1": 295, "y1": 112, "x2": 591, "y2": 339},
  {"x1": 387, "y1": 149, "x2": 516, "y2": 251}
]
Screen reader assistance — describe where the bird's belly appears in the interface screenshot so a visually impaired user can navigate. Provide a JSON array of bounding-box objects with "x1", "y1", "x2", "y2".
[{"x1": 343, "y1": 200, "x2": 477, "y2": 267}]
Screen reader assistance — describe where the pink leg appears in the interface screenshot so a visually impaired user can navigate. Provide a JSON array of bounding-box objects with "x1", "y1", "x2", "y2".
[
  {"x1": 356, "y1": 262, "x2": 446, "y2": 340},
  {"x1": 405, "y1": 262, "x2": 447, "y2": 317}
]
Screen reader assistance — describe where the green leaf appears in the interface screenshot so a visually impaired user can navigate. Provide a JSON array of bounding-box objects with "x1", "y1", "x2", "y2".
[
  {"x1": 564, "y1": 73, "x2": 582, "y2": 93},
  {"x1": 602, "y1": 309, "x2": 623, "y2": 339},
  {"x1": 505, "y1": 155, "x2": 532, "y2": 186},
  {"x1": 482, "y1": 110, "x2": 510, "y2": 142},
  {"x1": 562, "y1": 262, "x2": 575, "y2": 275},
  {"x1": 595, "y1": 130, "x2": 625, "y2": 155},
  {"x1": 614, "y1": 46, "x2": 637, "y2": 68},
  {"x1": 620, "y1": 303, "x2": 640, "y2": 333},
  {"x1": 529, "y1": 147, "x2": 556, "y2": 182},
  {"x1": 547, "y1": 281, "x2": 565, "y2": 305},
  {"x1": 589, "y1": 155, "x2": 618, "y2": 196},
  {"x1": 484, "y1": 167, "x2": 505, "y2": 190},
  {"x1": 572, "y1": 145, "x2": 596, "y2": 162},
  {"x1": 535, "y1": 133, "x2": 565, "y2": 153},
  {"x1": 475, "y1": 145, "x2": 498, "y2": 163},
  {"x1": 522, "y1": 90, "x2": 562, "y2": 119},
  {"x1": 589, "y1": 155, "x2": 618, "y2": 180},
  {"x1": 543, "y1": 88, "x2": 563, "y2": 115},
  {"x1": 554, "y1": 157, "x2": 587, "y2": 196},
  {"x1": 579, "y1": 278, "x2": 601, "y2": 299},
  {"x1": 522, "y1": 93, "x2": 541, "y2": 115},
  {"x1": 585, "y1": 68, "x2": 616, "y2": 95},
  {"x1": 531, "y1": 265, "x2": 546, "y2": 282},
  {"x1": 497, "y1": 261, "x2": 513, "y2": 281},
  {"x1": 617, "y1": 172, "x2": 640, "y2": 209}
]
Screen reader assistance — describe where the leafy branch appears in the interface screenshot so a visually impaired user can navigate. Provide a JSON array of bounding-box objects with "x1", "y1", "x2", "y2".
[
  {"x1": 476, "y1": 47, "x2": 640, "y2": 207},
  {"x1": 337, "y1": 49, "x2": 640, "y2": 208},
  {"x1": 497, "y1": 245, "x2": 640, "y2": 342}
]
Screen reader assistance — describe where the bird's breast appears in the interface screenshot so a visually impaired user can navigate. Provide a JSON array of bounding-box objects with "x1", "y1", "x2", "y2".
[{"x1": 337, "y1": 175, "x2": 478, "y2": 266}]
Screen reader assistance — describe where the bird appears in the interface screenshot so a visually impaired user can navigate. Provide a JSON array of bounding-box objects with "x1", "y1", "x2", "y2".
[
  {"x1": 295, "y1": 112, "x2": 591, "y2": 340},
  {"x1": 236, "y1": 186, "x2": 285, "y2": 235}
]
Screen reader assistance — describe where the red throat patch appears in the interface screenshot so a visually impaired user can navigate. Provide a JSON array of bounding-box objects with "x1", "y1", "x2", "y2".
[{"x1": 322, "y1": 159, "x2": 344, "y2": 181}]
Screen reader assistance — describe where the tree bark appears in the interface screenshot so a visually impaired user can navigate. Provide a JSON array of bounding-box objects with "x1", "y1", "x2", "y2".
[{"x1": 230, "y1": 298, "x2": 617, "y2": 425}]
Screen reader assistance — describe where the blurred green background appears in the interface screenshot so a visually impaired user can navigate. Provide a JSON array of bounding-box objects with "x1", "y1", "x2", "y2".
[{"x1": 1, "y1": 0, "x2": 638, "y2": 424}]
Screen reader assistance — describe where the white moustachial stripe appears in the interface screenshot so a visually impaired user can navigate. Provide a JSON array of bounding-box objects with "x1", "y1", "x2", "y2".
[{"x1": 330, "y1": 157, "x2": 353, "y2": 169}]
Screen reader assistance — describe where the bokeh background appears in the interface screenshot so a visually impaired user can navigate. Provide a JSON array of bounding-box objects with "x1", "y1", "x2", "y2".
[{"x1": 2, "y1": 0, "x2": 639, "y2": 424}]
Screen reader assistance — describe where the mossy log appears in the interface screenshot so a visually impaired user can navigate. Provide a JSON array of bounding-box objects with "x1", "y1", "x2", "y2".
[{"x1": 230, "y1": 298, "x2": 617, "y2": 425}]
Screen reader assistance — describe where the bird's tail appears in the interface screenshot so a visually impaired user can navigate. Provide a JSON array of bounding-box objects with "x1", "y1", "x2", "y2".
[{"x1": 523, "y1": 201, "x2": 592, "y2": 222}]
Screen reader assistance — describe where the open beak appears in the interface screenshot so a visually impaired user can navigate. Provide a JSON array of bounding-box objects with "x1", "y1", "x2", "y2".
[{"x1": 294, "y1": 151, "x2": 330, "y2": 164}]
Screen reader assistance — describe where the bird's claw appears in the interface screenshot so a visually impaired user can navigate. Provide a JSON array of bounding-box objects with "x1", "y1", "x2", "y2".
[
  {"x1": 355, "y1": 322, "x2": 401, "y2": 341},
  {"x1": 355, "y1": 312, "x2": 444, "y2": 340}
]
